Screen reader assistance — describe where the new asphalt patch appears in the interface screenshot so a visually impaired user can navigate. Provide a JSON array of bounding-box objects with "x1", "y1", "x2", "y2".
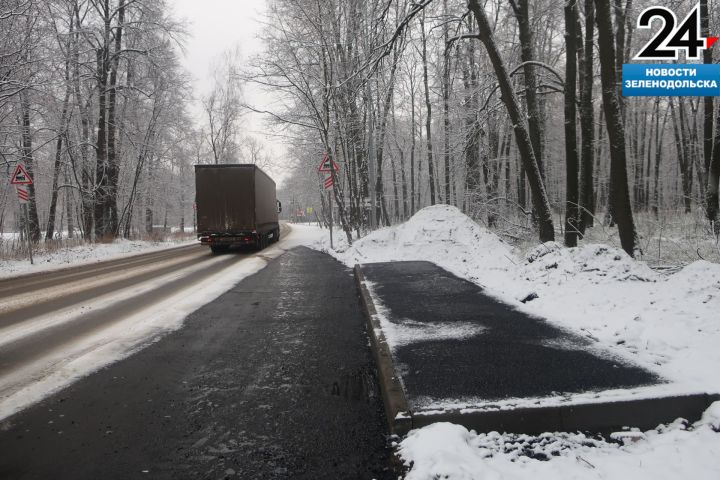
[{"x1": 356, "y1": 261, "x2": 718, "y2": 435}]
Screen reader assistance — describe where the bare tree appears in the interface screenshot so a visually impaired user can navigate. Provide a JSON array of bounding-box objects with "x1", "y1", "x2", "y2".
[
  {"x1": 594, "y1": 0, "x2": 637, "y2": 255},
  {"x1": 203, "y1": 48, "x2": 243, "y2": 165},
  {"x1": 467, "y1": 0, "x2": 555, "y2": 242},
  {"x1": 564, "y1": 0, "x2": 580, "y2": 247}
]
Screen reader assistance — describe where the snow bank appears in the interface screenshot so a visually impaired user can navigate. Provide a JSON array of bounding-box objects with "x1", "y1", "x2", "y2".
[
  {"x1": 0, "y1": 237, "x2": 196, "y2": 279},
  {"x1": 325, "y1": 205, "x2": 720, "y2": 394},
  {"x1": 522, "y1": 242, "x2": 658, "y2": 284},
  {"x1": 398, "y1": 403, "x2": 720, "y2": 480}
]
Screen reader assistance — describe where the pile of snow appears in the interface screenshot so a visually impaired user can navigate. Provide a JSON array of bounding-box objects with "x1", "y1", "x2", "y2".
[
  {"x1": 398, "y1": 404, "x2": 720, "y2": 480},
  {"x1": 324, "y1": 205, "x2": 720, "y2": 395},
  {"x1": 522, "y1": 242, "x2": 658, "y2": 285},
  {"x1": 334, "y1": 205, "x2": 519, "y2": 295}
]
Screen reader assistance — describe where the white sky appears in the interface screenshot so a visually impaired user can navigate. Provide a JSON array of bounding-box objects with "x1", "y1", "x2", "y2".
[{"x1": 168, "y1": 0, "x2": 288, "y2": 183}]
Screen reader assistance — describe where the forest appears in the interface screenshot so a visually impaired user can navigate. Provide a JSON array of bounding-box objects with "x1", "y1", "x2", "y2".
[{"x1": 2, "y1": 0, "x2": 720, "y2": 264}]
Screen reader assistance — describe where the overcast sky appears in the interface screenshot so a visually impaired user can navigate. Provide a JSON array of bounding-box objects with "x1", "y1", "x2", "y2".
[{"x1": 168, "y1": 0, "x2": 289, "y2": 181}]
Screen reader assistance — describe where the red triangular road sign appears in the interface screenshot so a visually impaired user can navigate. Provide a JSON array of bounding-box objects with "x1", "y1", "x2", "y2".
[
  {"x1": 10, "y1": 164, "x2": 33, "y2": 185},
  {"x1": 317, "y1": 153, "x2": 339, "y2": 173}
]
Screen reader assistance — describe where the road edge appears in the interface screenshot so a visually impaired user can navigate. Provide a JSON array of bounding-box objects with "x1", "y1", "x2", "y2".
[
  {"x1": 353, "y1": 264, "x2": 412, "y2": 436},
  {"x1": 0, "y1": 242, "x2": 200, "y2": 284}
]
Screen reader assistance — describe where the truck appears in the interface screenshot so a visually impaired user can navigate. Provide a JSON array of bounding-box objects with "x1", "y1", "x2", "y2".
[{"x1": 194, "y1": 164, "x2": 282, "y2": 253}]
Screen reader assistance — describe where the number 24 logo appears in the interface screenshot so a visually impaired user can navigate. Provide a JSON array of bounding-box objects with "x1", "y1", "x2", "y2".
[{"x1": 634, "y1": 4, "x2": 717, "y2": 61}]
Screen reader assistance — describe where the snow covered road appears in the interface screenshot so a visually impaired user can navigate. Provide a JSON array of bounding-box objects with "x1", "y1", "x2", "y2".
[{"x1": 0, "y1": 223, "x2": 319, "y2": 421}]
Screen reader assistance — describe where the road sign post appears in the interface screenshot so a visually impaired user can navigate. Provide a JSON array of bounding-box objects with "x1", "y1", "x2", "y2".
[
  {"x1": 23, "y1": 202, "x2": 33, "y2": 265},
  {"x1": 328, "y1": 188, "x2": 333, "y2": 249},
  {"x1": 318, "y1": 153, "x2": 339, "y2": 249},
  {"x1": 11, "y1": 163, "x2": 34, "y2": 265}
]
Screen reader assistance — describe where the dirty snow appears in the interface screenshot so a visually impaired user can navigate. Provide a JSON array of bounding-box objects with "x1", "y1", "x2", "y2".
[{"x1": 398, "y1": 409, "x2": 720, "y2": 480}]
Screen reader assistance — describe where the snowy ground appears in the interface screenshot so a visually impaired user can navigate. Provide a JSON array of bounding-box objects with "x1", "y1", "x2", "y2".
[
  {"x1": 398, "y1": 409, "x2": 720, "y2": 480},
  {"x1": 0, "y1": 224, "x2": 325, "y2": 421},
  {"x1": 0, "y1": 236, "x2": 196, "y2": 279},
  {"x1": 313, "y1": 205, "x2": 720, "y2": 479}
]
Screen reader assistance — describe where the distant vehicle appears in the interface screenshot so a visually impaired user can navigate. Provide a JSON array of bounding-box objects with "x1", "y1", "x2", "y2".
[{"x1": 194, "y1": 164, "x2": 282, "y2": 254}]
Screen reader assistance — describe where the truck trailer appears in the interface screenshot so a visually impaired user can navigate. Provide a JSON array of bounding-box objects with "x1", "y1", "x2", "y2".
[{"x1": 195, "y1": 164, "x2": 281, "y2": 253}]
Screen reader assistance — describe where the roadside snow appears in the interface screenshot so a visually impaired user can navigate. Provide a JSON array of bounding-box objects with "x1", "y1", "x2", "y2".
[
  {"x1": 337, "y1": 206, "x2": 519, "y2": 295},
  {"x1": 398, "y1": 408, "x2": 720, "y2": 480},
  {"x1": 0, "y1": 237, "x2": 197, "y2": 279},
  {"x1": 325, "y1": 205, "x2": 720, "y2": 396}
]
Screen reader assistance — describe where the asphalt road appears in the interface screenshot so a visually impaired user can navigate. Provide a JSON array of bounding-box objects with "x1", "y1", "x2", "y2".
[
  {"x1": 0, "y1": 226, "x2": 290, "y2": 397},
  {"x1": 360, "y1": 261, "x2": 660, "y2": 409},
  {"x1": 0, "y1": 247, "x2": 394, "y2": 479}
]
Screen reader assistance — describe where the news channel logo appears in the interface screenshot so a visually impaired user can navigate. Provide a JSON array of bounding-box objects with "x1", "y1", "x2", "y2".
[{"x1": 622, "y1": 3, "x2": 719, "y2": 97}]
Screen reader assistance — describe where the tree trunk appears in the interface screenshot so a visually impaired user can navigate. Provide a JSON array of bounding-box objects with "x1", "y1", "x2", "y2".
[
  {"x1": 564, "y1": 0, "x2": 580, "y2": 247},
  {"x1": 635, "y1": 103, "x2": 648, "y2": 208},
  {"x1": 708, "y1": 115, "x2": 720, "y2": 223},
  {"x1": 672, "y1": 99, "x2": 694, "y2": 213},
  {"x1": 579, "y1": 0, "x2": 595, "y2": 232},
  {"x1": 468, "y1": 0, "x2": 555, "y2": 242},
  {"x1": 46, "y1": 61, "x2": 73, "y2": 241},
  {"x1": 392, "y1": 105, "x2": 409, "y2": 220},
  {"x1": 653, "y1": 101, "x2": 668, "y2": 218},
  {"x1": 375, "y1": 40, "x2": 402, "y2": 227},
  {"x1": 65, "y1": 167, "x2": 75, "y2": 239},
  {"x1": 595, "y1": 0, "x2": 637, "y2": 256},
  {"x1": 20, "y1": 90, "x2": 41, "y2": 243},
  {"x1": 420, "y1": 11, "x2": 437, "y2": 206},
  {"x1": 46, "y1": 91, "x2": 71, "y2": 241},
  {"x1": 104, "y1": 0, "x2": 125, "y2": 237},
  {"x1": 442, "y1": 0, "x2": 451, "y2": 204},
  {"x1": 94, "y1": 0, "x2": 111, "y2": 239},
  {"x1": 701, "y1": 0, "x2": 713, "y2": 182},
  {"x1": 511, "y1": 0, "x2": 545, "y2": 179},
  {"x1": 72, "y1": 2, "x2": 94, "y2": 239},
  {"x1": 399, "y1": 144, "x2": 409, "y2": 219},
  {"x1": 613, "y1": 0, "x2": 629, "y2": 118},
  {"x1": 643, "y1": 100, "x2": 657, "y2": 210},
  {"x1": 463, "y1": 16, "x2": 481, "y2": 212},
  {"x1": 595, "y1": 106, "x2": 606, "y2": 217},
  {"x1": 391, "y1": 154, "x2": 400, "y2": 221},
  {"x1": 410, "y1": 75, "x2": 417, "y2": 215}
]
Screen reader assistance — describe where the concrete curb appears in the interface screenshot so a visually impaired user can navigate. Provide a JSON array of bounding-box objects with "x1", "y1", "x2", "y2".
[
  {"x1": 354, "y1": 264, "x2": 720, "y2": 436},
  {"x1": 354, "y1": 265, "x2": 412, "y2": 436},
  {"x1": 411, "y1": 392, "x2": 720, "y2": 435}
]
